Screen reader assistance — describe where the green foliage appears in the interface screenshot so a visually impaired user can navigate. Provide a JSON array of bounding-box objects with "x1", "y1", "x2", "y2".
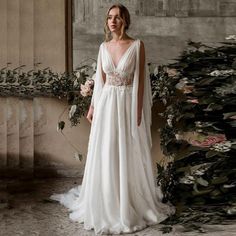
[
  {"x1": 0, "y1": 60, "x2": 96, "y2": 127},
  {"x1": 153, "y1": 39, "x2": 236, "y2": 231}
]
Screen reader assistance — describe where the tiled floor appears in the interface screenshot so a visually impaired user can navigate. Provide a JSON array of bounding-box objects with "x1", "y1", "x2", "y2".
[{"x1": 0, "y1": 178, "x2": 235, "y2": 236}]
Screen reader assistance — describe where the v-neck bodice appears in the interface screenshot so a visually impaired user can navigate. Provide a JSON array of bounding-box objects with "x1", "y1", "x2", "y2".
[
  {"x1": 101, "y1": 39, "x2": 139, "y2": 75},
  {"x1": 100, "y1": 39, "x2": 139, "y2": 87},
  {"x1": 103, "y1": 40, "x2": 137, "y2": 70}
]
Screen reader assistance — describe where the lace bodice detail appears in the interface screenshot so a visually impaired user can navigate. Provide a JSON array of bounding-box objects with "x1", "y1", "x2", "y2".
[{"x1": 105, "y1": 71, "x2": 134, "y2": 86}]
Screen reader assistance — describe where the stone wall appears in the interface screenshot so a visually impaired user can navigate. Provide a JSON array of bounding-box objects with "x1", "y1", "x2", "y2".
[{"x1": 73, "y1": 0, "x2": 236, "y2": 66}]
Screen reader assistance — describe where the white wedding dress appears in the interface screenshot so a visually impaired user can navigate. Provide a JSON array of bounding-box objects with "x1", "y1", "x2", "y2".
[{"x1": 50, "y1": 39, "x2": 175, "y2": 235}]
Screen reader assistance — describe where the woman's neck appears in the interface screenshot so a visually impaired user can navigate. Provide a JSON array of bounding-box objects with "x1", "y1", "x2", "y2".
[{"x1": 111, "y1": 32, "x2": 130, "y2": 42}]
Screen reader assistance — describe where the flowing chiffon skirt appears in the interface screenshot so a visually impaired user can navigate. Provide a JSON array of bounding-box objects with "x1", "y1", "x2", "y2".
[{"x1": 50, "y1": 84, "x2": 175, "y2": 235}]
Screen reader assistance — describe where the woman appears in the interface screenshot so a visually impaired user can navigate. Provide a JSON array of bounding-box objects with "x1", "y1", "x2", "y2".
[{"x1": 51, "y1": 3, "x2": 175, "y2": 235}]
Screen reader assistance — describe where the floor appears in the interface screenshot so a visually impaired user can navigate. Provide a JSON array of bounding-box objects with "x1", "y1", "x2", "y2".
[{"x1": 0, "y1": 178, "x2": 236, "y2": 236}]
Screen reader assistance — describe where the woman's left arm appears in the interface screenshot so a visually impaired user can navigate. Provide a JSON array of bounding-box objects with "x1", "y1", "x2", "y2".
[{"x1": 137, "y1": 40, "x2": 145, "y2": 126}]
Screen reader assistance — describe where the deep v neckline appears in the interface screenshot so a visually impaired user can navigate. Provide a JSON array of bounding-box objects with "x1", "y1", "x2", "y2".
[{"x1": 104, "y1": 39, "x2": 137, "y2": 70}]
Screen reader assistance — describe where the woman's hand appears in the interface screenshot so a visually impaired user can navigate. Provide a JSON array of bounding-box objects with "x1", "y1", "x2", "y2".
[{"x1": 86, "y1": 105, "x2": 94, "y2": 124}]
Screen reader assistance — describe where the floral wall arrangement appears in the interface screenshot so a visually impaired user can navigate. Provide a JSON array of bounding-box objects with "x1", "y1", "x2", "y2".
[{"x1": 151, "y1": 37, "x2": 236, "y2": 231}]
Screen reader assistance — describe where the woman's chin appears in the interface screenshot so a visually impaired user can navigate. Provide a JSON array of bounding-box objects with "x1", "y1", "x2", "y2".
[{"x1": 110, "y1": 29, "x2": 121, "y2": 34}]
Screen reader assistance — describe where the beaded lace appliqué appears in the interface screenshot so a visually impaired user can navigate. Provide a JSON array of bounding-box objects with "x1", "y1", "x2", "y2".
[{"x1": 106, "y1": 71, "x2": 134, "y2": 86}]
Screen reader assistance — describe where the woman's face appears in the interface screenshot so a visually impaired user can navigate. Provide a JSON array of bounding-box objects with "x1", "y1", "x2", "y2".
[{"x1": 107, "y1": 7, "x2": 123, "y2": 33}]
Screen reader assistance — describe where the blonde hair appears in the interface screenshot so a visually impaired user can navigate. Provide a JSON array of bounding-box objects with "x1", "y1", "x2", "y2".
[{"x1": 104, "y1": 4, "x2": 131, "y2": 42}]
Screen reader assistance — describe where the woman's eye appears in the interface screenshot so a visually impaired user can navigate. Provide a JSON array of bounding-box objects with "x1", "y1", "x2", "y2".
[{"x1": 108, "y1": 16, "x2": 120, "y2": 21}]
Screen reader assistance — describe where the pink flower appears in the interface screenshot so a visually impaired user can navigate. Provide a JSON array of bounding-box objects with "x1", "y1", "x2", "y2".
[
  {"x1": 85, "y1": 79, "x2": 94, "y2": 87},
  {"x1": 80, "y1": 84, "x2": 92, "y2": 97},
  {"x1": 190, "y1": 134, "x2": 227, "y2": 147}
]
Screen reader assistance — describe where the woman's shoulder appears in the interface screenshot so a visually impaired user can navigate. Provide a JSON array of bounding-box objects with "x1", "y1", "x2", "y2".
[
  {"x1": 132, "y1": 38, "x2": 143, "y2": 48},
  {"x1": 97, "y1": 41, "x2": 106, "y2": 53},
  {"x1": 99, "y1": 41, "x2": 105, "y2": 47},
  {"x1": 98, "y1": 38, "x2": 143, "y2": 51},
  {"x1": 101, "y1": 38, "x2": 140, "y2": 45}
]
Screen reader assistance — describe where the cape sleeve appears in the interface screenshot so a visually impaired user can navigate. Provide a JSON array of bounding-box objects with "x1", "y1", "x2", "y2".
[
  {"x1": 131, "y1": 39, "x2": 153, "y2": 149},
  {"x1": 90, "y1": 43, "x2": 104, "y2": 110}
]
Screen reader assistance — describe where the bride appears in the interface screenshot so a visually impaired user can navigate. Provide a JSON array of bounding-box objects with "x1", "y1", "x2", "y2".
[{"x1": 50, "y1": 3, "x2": 175, "y2": 235}]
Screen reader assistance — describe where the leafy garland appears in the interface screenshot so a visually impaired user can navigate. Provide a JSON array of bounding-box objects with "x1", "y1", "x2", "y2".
[
  {"x1": 0, "y1": 60, "x2": 96, "y2": 161},
  {"x1": 151, "y1": 37, "x2": 236, "y2": 232},
  {"x1": 0, "y1": 60, "x2": 96, "y2": 126},
  {"x1": 54, "y1": 60, "x2": 96, "y2": 128}
]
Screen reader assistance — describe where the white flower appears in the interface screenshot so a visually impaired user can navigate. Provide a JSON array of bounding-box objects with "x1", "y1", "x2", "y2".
[
  {"x1": 224, "y1": 69, "x2": 235, "y2": 74},
  {"x1": 75, "y1": 71, "x2": 81, "y2": 78},
  {"x1": 210, "y1": 141, "x2": 232, "y2": 152},
  {"x1": 80, "y1": 90, "x2": 87, "y2": 97},
  {"x1": 91, "y1": 73, "x2": 96, "y2": 81},
  {"x1": 209, "y1": 69, "x2": 235, "y2": 76},
  {"x1": 209, "y1": 70, "x2": 220, "y2": 76},
  {"x1": 154, "y1": 66, "x2": 159, "y2": 75},
  {"x1": 91, "y1": 62, "x2": 97, "y2": 71},
  {"x1": 73, "y1": 79, "x2": 79, "y2": 87},
  {"x1": 227, "y1": 207, "x2": 236, "y2": 215},
  {"x1": 80, "y1": 68, "x2": 87, "y2": 73},
  {"x1": 69, "y1": 105, "x2": 77, "y2": 119},
  {"x1": 175, "y1": 78, "x2": 188, "y2": 90},
  {"x1": 225, "y1": 35, "x2": 236, "y2": 40},
  {"x1": 166, "y1": 68, "x2": 179, "y2": 77},
  {"x1": 179, "y1": 175, "x2": 195, "y2": 184},
  {"x1": 167, "y1": 118, "x2": 172, "y2": 127},
  {"x1": 195, "y1": 170, "x2": 205, "y2": 176},
  {"x1": 175, "y1": 134, "x2": 181, "y2": 140},
  {"x1": 223, "y1": 183, "x2": 236, "y2": 188},
  {"x1": 196, "y1": 129, "x2": 203, "y2": 133}
]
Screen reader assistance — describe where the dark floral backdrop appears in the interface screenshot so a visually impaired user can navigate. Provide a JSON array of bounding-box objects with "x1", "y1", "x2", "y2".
[{"x1": 151, "y1": 37, "x2": 236, "y2": 232}]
